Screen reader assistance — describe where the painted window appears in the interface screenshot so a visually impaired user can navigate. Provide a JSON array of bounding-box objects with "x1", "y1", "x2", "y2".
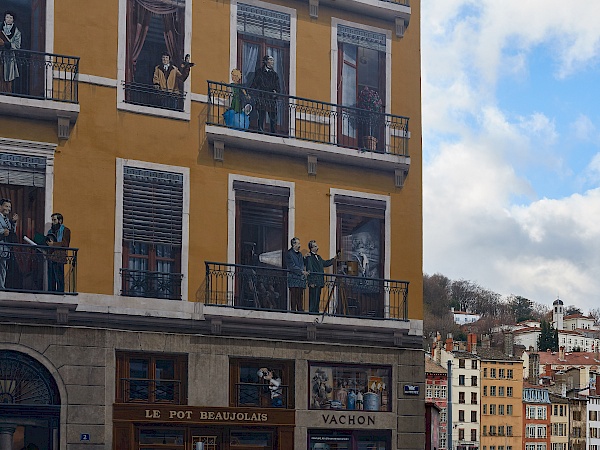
[
  {"x1": 121, "y1": 166, "x2": 183, "y2": 299},
  {"x1": 337, "y1": 24, "x2": 386, "y2": 152},
  {"x1": 237, "y1": 3, "x2": 290, "y2": 134},
  {"x1": 115, "y1": 351, "x2": 187, "y2": 404},
  {"x1": 308, "y1": 363, "x2": 392, "y2": 412},
  {"x1": 229, "y1": 358, "x2": 294, "y2": 409},
  {"x1": 334, "y1": 194, "x2": 386, "y2": 317},
  {"x1": 123, "y1": 0, "x2": 188, "y2": 110}
]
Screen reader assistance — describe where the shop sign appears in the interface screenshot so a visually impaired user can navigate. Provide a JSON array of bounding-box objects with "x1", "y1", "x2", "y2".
[
  {"x1": 144, "y1": 409, "x2": 268, "y2": 422},
  {"x1": 321, "y1": 414, "x2": 375, "y2": 426},
  {"x1": 404, "y1": 384, "x2": 419, "y2": 395}
]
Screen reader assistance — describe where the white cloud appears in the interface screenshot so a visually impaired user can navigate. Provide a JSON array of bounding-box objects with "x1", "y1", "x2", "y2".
[{"x1": 422, "y1": 1, "x2": 600, "y2": 312}]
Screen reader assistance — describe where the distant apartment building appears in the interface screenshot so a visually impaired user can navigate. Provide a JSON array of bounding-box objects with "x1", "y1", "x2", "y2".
[
  {"x1": 589, "y1": 396, "x2": 600, "y2": 450},
  {"x1": 426, "y1": 354, "x2": 448, "y2": 450},
  {"x1": 479, "y1": 347, "x2": 523, "y2": 450},
  {"x1": 569, "y1": 395, "x2": 587, "y2": 450},
  {"x1": 549, "y1": 394, "x2": 569, "y2": 450},
  {"x1": 438, "y1": 334, "x2": 480, "y2": 450},
  {"x1": 523, "y1": 386, "x2": 551, "y2": 450},
  {"x1": 452, "y1": 308, "x2": 481, "y2": 325}
]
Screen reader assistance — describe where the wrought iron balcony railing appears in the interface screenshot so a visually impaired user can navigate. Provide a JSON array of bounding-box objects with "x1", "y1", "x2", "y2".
[
  {"x1": 205, "y1": 261, "x2": 409, "y2": 320},
  {"x1": 235, "y1": 382, "x2": 289, "y2": 408},
  {"x1": 120, "y1": 268, "x2": 183, "y2": 300},
  {"x1": 123, "y1": 81, "x2": 186, "y2": 112},
  {"x1": 0, "y1": 242, "x2": 77, "y2": 294},
  {"x1": 120, "y1": 378, "x2": 183, "y2": 404},
  {"x1": 0, "y1": 49, "x2": 79, "y2": 103},
  {"x1": 207, "y1": 81, "x2": 409, "y2": 156}
]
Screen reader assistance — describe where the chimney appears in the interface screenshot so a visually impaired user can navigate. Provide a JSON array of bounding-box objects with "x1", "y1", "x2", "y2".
[
  {"x1": 529, "y1": 353, "x2": 540, "y2": 385},
  {"x1": 559, "y1": 346, "x2": 565, "y2": 361},
  {"x1": 467, "y1": 333, "x2": 477, "y2": 353},
  {"x1": 503, "y1": 331, "x2": 514, "y2": 357},
  {"x1": 445, "y1": 333, "x2": 453, "y2": 352},
  {"x1": 555, "y1": 371, "x2": 567, "y2": 397}
]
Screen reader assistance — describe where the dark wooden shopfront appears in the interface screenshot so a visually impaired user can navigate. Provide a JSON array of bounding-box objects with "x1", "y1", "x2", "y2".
[{"x1": 113, "y1": 405, "x2": 295, "y2": 450}]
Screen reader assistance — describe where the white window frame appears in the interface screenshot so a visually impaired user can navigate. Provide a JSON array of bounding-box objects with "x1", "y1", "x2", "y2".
[
  {"x1": 329, "y1": 188, "x2": 391, "y2": 309},
  {"x1": 229, "y1": 0, "x2": 297, "y2": 96},
  {"x1": 114, "y1": 158, "x2": 190, "y2": 299},
  {"x1": 116, "y1": 0, "x2": 193, "y2": 119},
  {"x1": 330, "y1": 18, "x2": 391, "y2": 114},
  {"x1": 227, "y1": 174, "x2": 295, "y2": 270},
  {"x1": 330, "y1": 18, "x2": 393, "y2": 148}
]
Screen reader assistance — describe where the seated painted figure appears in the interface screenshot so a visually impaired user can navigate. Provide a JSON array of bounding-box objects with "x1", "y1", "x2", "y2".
[{"x1": 224, "y1": 68, "x2": 251, "y2": 129}]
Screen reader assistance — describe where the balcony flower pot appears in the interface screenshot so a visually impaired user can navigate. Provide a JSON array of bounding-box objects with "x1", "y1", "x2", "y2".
[
  {"x1": 357, "y1": 87, "x2": 383, "y2": 151},
  {"x1": 363, "y1": 135, "x2": 378, "y2": 151}
]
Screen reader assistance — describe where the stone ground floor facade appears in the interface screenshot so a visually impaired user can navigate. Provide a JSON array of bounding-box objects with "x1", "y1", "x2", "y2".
[{"x1": 0, "y1": 322, "x2": 424, "y2": 450}]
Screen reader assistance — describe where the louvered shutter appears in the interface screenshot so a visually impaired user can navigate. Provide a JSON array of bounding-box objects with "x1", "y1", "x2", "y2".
[
  {"x1": 0, "y1": 153, "x2": 46, "y2": 187},
  {"x1": 337, "y1": 25, "x2": 386, "y2": 52},
  {"x1": 237, "y1": 3, "x2": 291, "y2": 42},
  {"x1": 123, "y1": 167, "x2": 183, "y2": 245}
]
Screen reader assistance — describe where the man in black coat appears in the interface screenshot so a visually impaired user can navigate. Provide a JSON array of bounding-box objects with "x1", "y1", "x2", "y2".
[
  {"x1": 305, "y1": 240, "x2": 339, "y2": 313},
  {"x1": 250, "y1": 55, "x2": 280, "y2": 133}
]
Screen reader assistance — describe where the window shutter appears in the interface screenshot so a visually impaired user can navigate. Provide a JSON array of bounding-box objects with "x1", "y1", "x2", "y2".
[
  {"x1": 123, "y1": 166, "x2": 183, "y2": 245},
  {"x1": 0, "y1": 153, "x2": 46, "y2": 187},
  {"x1": 334, "y1": 194, "x2": 386, "y2": 219},
  {"x1": 337, "y1": 25, "x2": 386, "y2": 52},
  {"x1": 237, "y1": 3, "x2": 291, "y2": 42},
  {"x1": 233, "y1": 180, "x2": 290, "y2": 206}
]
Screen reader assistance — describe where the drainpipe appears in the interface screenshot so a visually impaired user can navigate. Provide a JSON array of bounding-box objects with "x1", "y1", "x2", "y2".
[{"x1": 448, "y1": 359, "x2": 453, "y2": 450}]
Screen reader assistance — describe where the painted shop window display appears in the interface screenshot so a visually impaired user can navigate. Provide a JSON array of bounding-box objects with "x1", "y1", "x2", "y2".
[
  {"x1": 230, "y1": 358, "x2": 294, "y2": 409},
  {"x1": 309, "y1": 431, "x2": 391, "y2": 450},
  {"x1": 138, "y1": 429, "x2": 185, "y2": 450},
  {"x1": 124, "y1": 0, "x2": 193, "y2": 111},
  {"x1": 309, "y1": 364, "x2": 391, "y2": 412}
]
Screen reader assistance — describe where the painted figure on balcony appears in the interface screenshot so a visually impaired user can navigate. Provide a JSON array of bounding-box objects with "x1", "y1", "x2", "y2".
[
  {"x1": 0, "y1": 11, "x2": 21, "y2": 93},
  {"x1": 305, "y1": 240, "x2": 339, "y2": 313},
  {"x1": 250, "y1": 55, "x2": 280, "y2": 133},
  {"x1": 223, "y1": 68, "x2": 251, "y2": 129},
  {"x1": 285, "y1": 237, "x2": 307, "y2": 311},
  {"x1": 152, "y1": 52, "x2": 192, "y2": 108},
  {"x1": 0, "y1": 198, "x2": 18, "y2": 289},
  {"x1": 46, "y1": 213, "x2": 71, "y2": 293},
  {"x1": 257, "y1": 368, "x2": 283, "y2": 407}
]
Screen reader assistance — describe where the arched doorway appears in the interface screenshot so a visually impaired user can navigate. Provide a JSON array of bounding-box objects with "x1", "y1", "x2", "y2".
[{"x1": 0, "y1": 350, "x2": 60, "y2": 450}]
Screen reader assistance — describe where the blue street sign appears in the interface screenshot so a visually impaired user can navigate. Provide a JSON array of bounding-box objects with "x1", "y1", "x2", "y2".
[{"x1": 80, "y1": 434, "x2": 90, "y2": 441}]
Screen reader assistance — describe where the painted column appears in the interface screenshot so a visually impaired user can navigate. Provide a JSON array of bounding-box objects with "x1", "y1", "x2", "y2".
[{"x1": 0, "y1": 424, "x2": 17, "y2": 450}]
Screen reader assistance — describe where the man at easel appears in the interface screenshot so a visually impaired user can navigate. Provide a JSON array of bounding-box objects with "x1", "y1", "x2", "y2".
[{"x1": 305, "y1": 240, "x2": 340, "y2": 313}]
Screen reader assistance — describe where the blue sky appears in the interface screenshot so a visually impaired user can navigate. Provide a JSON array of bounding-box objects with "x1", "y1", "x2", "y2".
[{"x1": 421, "y1": 1, "x2": 600, "y2": 313}]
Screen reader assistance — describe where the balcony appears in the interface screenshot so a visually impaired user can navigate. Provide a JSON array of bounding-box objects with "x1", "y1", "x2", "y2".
[
  {"x1": 0, "y1": 50, "x2": 80, "y2": 138},
  {"x1": 206, "y1": 81, "x2": 410, "y2": 175},
  {"x1": 119, "y1": 378, "x2": 184, "y2": 404},
  {"x1": 204, "y1": 261, "x2": 409, "y2": 320},
  {"x1": 123, "y1": 81, "x2": 186, "y2": 112},
  {"x1": 235, "y1": 382, "x2": 290, "y2": 409},
  {"x1": 120, "y1": 268, "x2": 183, "y2": 300},
  {"x1": 0, "y1": 242, "x2": 78, "y2": 294}
]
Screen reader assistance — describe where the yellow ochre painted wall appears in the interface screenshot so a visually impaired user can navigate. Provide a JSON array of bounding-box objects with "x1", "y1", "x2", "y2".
[{"x1": 5, "y1": 0, "x2": 422, "y2": 318}]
